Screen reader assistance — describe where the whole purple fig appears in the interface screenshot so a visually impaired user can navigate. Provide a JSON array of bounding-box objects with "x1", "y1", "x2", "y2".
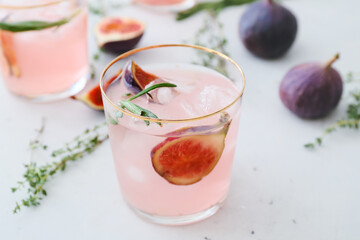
[
  {"x1": 239, "y1": 0, "x2": 297, "y2": 59},
  {"x1": 279, "y1": 54, "x2": 343, "y2": 119}
]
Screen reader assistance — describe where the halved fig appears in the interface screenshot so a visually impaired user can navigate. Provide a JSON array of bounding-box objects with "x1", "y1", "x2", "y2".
[
  {"x1": 71, "y1": 70, "x2": 121, "y2": 111},
  {"x1": 94, "y1": 17, "x2": 145, "y2": 53},
  {"x1": 0, "y1": 30, "x2": 21, "y2": 77},
  {"x1": 124, "y1": 60, "x2": 158, "y2": 93},
  {"x1": 151, "y1": 115, "x2": 231, "y2": 185}
]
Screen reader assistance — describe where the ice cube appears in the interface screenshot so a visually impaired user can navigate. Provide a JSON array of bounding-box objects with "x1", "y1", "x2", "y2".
[
  {"x1": 198, "y1": 85, "x2": 235, "y2": 113},
  {"x1": 145, "y1": 79, "x2": 179, "y2": 105}
]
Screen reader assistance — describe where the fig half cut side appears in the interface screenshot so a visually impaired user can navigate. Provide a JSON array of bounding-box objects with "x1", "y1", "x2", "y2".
[
  {"x1": 95, "y1": 17, "x2": 145, "y2": 53},
  {"x1": 151, "y1": 113, "x2": 231, "y2": 185},
  {"x1": 71, "y1": 70, "x2": 122, "y2": 111}
]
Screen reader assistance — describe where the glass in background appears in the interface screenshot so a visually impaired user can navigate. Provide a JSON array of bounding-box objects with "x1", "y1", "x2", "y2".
[{"x1": 0, "y1": 0, "x2": 89, "y2": 101}]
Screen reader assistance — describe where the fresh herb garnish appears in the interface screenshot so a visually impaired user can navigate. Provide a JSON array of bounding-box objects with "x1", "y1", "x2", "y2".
[
  {"x1": 116, "y1": 83, "x2": 177, "y2": 126},
  {"x1": 12, "y1": 122, "x2": 108, "y2": 213},
  {"x1": 88, "y1": 3, "x2": 106, "y2": 17},
  {"x1": 0, "y1": 9, "x2": 81, "y2": 33},
  {"x1": 305, "y1": 74, "x2": 360, "y2": 149},
  {"x1": 185, "y1": 11, "x2": 229, "y2": 76},
  {"x1": 176, "y1": 0, "x2": 255, "y2": 21},
  {"x1": 88, "y1": 0, "x2": 127, "y2": 17}
]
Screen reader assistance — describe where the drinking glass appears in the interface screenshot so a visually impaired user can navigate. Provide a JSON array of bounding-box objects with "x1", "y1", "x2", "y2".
[
  {"x1": 0, "y1": 0, "x2": 89, "y2": 101},
  {"x1": 100, "y1": 44, "x2": 245, "y2": 225}
]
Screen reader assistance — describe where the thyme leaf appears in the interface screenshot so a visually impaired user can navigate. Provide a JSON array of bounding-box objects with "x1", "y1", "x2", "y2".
[
  {"x1": 176, "y1": 0, "x2": 255, "y2": 21},
  {"x1": 0, "y1": 9, "x2": 81, "y2": 33},
  {"x1": 12, "y1": 122, "x2": 108, "y2": 213},
  {"x1": 305, "y1": 75, "x2": 360, "y2": 149},
  {"x1": 185, "y1": 11, "x2": 229, "y2": 76}
]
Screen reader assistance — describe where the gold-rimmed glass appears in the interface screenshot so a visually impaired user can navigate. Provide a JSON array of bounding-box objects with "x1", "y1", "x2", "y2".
[
  {"x1": 100, "y1": 44, "x2": 245, "y2": 225},
  {"x1": 0, "y1": 0, "x2": 89, "y2": 101}
]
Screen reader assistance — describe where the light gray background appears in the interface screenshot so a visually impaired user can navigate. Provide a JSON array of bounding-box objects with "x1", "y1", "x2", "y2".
[{"x1": 1, "y1": 0, "x2": 359, "y2": 239}]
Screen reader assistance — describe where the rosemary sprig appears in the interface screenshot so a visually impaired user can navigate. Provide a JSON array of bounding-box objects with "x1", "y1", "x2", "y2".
[
  {"x1": 305, "y1": 78, "x2": 360, "y2": 149},
  {"x1": 117, "y1": 83, "x2": 177, "y2": 126},
  {"x1": 176, "y1": 0, "x2": 255, "y2": 21},
  {"x1": 0, "y1": 9, "x2": 81, "y2": 32},
  {"x1": 12, "y1": 122, "x2": 108, "y2": 213}
]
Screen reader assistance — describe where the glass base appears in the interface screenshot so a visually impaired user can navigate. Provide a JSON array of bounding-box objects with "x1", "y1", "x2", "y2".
[
  {"x1": 129, "y1": 201, "x2": 224, "y2": 226},
  {"x1": 16, "y1": 72, "x2": 90, "y2": 102}
]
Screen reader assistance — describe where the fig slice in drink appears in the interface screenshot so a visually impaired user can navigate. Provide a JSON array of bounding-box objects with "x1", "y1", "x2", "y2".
[
  {"x1": 124, "y1": 61, "x2": 158, "y2": 93},
  {"x1": 151, "y1": 114, "x2": 231, "y2": 185},
  {"x1": 0, "y1": 30, "x2": 21, "y2": 77}
]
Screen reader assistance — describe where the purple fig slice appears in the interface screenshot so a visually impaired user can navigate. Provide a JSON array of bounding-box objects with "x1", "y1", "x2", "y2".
[
  {"x1": 151, "y1": 113, "x2": 231, "y2": 185},
  {"x1": 94, "y1": 17, "x2": 145, "y2": 53},
  {"x1": 123, "y1": 60, "x2": 160, "y2": 93},
  {"x1": 71, "y1": 70, "x2": 121, "y2": 111}
]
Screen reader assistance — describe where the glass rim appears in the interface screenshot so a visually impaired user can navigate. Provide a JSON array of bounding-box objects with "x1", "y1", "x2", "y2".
[
  {"x1": 100, "y1": 44, "x2": 246, "y2": 124},
  {"x1": 0, "y1": 0, "x2": 67, "y2": 10}
]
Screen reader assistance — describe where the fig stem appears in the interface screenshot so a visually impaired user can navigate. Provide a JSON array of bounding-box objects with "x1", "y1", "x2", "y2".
[{"x1": 325, "y1": 53, "x2": 340, "y2": 68}]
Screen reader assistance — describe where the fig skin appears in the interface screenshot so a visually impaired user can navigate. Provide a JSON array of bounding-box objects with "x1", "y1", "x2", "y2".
[
  {"x1": 102, "y1": 34, "x2": 143, "y2": 53},
  {"x1": 279, "y1": 54, "x2": 343, "y2": 119},
  {"x1": 123, "y1": 61, "x2": 142, "y2": 93},
  {"x1": 239, "y1": 0, "x2": 297, "y2": 59},
  {"x1": 94, "y1": 17, "x2": 145, "y2": 54}
]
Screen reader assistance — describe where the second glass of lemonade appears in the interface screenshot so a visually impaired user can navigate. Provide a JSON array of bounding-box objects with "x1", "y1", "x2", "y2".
[
  {"x1": 100, "y1": 45, "x2": 245, "y2": 225},
  {"x1": 0, "y1": 0, "x2": 89, "y2": 101}
]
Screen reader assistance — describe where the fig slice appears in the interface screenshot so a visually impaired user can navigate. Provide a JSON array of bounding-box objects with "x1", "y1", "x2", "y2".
[
  {"x1": 0, "y1": 30, "x2": 21, "y2": 77},
  {"x1": 71, "y1": 70, "x2": 121, "y2": 111},
  {"x1": 124, "y1": 60, "x2": 158, "y2": 93},
  {"x1": 94, "y1": 17, "x2": 145, "y2": 54},
  {"x1": 151, "y1": 114, "x2": 231, "y2": 185}
]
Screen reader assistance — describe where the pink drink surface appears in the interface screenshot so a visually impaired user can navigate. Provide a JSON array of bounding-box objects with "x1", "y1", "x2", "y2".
[
  {"x1": 105, "y1": 64, "x2": 241, "y2": 216},
  {"x1": 0, "y1": 10, "x2": 88, "y2": 97}
]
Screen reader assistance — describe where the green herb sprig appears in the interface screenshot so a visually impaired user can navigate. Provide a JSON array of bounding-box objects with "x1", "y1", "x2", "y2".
[
  {"x1": 185, "y1": 11, "x2": 229, "y2": 76},
  {"x1": 176, "y1": 0, "x2": 255, "y2": 21},
  {"x1": 305, "y1": 75, "x2": 360, "y2": 149},
  {"x1": 115, "y1": 83, "x2": 177, "y2": 126},
  {"x1": 12, "y1": 122, "x2": 108, "y2": 213},
  {"x1": 0, "y1": 9, "x2": 81, "y2": 33}
]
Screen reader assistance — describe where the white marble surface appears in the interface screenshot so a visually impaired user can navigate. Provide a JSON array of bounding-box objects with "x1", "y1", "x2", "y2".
[{"x1": 1, "y1": 0, "x2": 360, "y2": 239}]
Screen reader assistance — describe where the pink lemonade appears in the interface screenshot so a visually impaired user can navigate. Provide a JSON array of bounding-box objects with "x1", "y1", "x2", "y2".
[
  {"x1": 103, "y1": 62, "x2": 243, "y2": 224},
  {"x1": 0, "y1": 1, "x2": 88, "y2": 100}
]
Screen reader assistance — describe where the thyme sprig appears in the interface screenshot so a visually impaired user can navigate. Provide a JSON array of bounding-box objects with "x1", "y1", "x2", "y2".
[
  {"x1": 88, "y1": 0, "x2": 128, "y2": 17},
  {"x1": 0, "y1": 9, "x2": 81, "y2": 32},
  {"x1": 186, "y1": 11, "x2": 229, "y2": 76},
  {"x1": 117, "y1": 83, "x2": 177, "y2": 126},
  {"x1": 12, "y1": 122, "x2": 108, "y2": 213},
  {"x1": 176, "y1": 0, "x2": 255, "y2": 21},
  {"x1": 305, "y1": 75, "x2": 360, "y2": 149}
]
